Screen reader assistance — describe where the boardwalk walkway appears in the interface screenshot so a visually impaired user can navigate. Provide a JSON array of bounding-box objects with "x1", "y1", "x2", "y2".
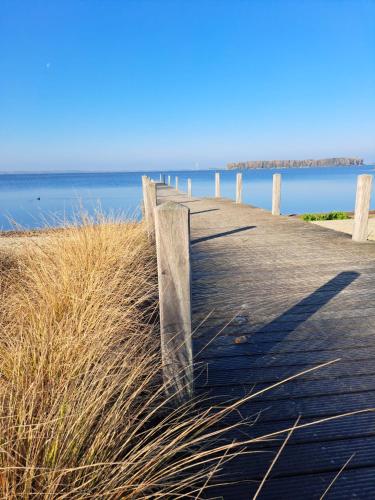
[{"x1": 157, "y1": 184, "x2": 375, "y2": 499}]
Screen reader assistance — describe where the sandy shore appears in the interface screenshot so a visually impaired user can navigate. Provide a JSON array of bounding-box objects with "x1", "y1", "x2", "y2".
[
  {"x1": 0, "y1": 231, "x2": 50, "y2": 251},
  {"x1": 312, "y1": 219, "x2": 375, "y2": 241}
]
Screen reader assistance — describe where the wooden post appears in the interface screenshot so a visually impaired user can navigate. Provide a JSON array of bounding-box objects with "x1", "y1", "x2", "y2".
[
  {"x1": 168, "y1": 175, "x2": 171, "y2": 186},
  {"x1": 154, "y1": 201, "x2": 192, "y2": 400},
  {"x1": 353, "y1": 174, "x2": 373, "y2": 242},
  {"x1": 143, "y1": 178, "x2": 157, "y2": 238},
  {"x1": 187, "y1": 178, "x2": 192, "y2": 198},
  {"x1": 272, "y1": 173, "x2": 281, "y2": 215},
  {"x1": 215, "y1": 172, "x2": 221, "y2": 198},
  {"x1": 175, "y1": 176, "x2": 179, "y2": 191},
  {"x1": 141, "y1": 175, "x2": 148, "y2": 219},
  {"x1": 236, "y1": 172, "x2": 243, "y2": 203}
]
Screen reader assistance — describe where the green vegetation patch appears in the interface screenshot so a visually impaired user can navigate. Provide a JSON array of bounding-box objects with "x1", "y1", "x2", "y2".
[{"x1": 302, "y1": 211, "x2": 349, "y2": 222}]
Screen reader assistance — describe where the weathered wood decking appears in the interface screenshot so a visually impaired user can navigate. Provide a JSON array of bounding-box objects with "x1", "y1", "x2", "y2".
[{"x1": 158, "y1": 184, "x2": 375, "y2": 499}]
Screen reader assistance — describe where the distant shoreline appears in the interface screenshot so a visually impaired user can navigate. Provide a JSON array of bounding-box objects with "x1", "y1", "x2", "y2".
[
  {"x1": 228, "y1": 157, "x2": 364, "y2": 170},
  {"x1": 0, "y1": 163, "x2": 373, "y2": 175}
]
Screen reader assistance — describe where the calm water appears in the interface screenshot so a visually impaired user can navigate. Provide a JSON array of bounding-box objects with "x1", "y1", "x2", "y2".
[{"x1": 0, "y1": 166, "x2": 374, "y2": 230}]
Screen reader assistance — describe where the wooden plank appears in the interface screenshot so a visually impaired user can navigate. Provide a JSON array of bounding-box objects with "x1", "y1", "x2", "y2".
[
  {"x1": 206, "y1": 389, "x2": 375, "y2": 425},
  {"x1": 197, "y1": 348, "x2": 375, "y2": 371},
  {"x1": 209, "y1": 411, "x2": 375, "y2": 446},
  {"x1": 192, "y1": 286, "x2": 375, "y2": 313},
  {"x1": 194, "y1": 306, "x2": 375, "y2": 331},
  {"x1": 353, "y1": 174, "x2": 373, "y2": 242},
  {"x1": 196, "y1": 336, "x2": 375, "y2": 359},
  {"x1": 195, "y1": 360, "x2": 375, "y2": 387},
  {"x1": 205, "y1": 466, "x2": 375, "y2": 499},
  {"x1": 259, "y1": 466, "x2": 375, "y2": 499},
  {"x1": 209, "y1": 434, "x2": 375, "y2": 481},
  {"x1": 154, "y1": 201, "x2": 193, "y2": 400},
  {"x1": 192, "y1": 312, "x2": 375, "y2": 336},
  {"x1": 193, "y1": 321, "x2": 375, "y2": 348},
  {"x1": 196, "y1": 373, "x2": 375, "y2": 402}
]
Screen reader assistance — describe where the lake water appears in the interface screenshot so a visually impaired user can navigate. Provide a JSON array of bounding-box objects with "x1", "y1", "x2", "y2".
[{"x1": 0, "y1": 166, "x2": 374, "y2": 230}]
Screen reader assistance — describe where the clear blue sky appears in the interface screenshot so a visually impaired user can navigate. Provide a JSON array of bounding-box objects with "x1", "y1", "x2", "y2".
[{"x1": 0, "y1": 0, "x2": 374, "y2": 171}]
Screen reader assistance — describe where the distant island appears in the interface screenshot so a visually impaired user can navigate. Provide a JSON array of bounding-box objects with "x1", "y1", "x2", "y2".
[{"x1": 227, "y1": 157, "x2": 364, "y2": 170}]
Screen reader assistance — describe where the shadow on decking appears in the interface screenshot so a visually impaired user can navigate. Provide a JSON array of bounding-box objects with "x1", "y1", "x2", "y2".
[
  {"x1": 256, "y1": 271, "x2": 360, "y2": 336},
  {"x1": 191, "y1": 209, "x2": 220, "y2": 215},
  {"x1": 194, "y1": 270, "x2": 362, "y2": 393},
  {"x1": 191, "y1": 225, "x2": 256, "y2": 245},
  {"x1": 195, "y1": 271, "x2": 360, "y2": 356},
  {"x1": 194, "y1": 271, "x2": 369, "y2": 494},
  {"x1": 194, "y1": 270, "x2": 363, "y2": 407}
]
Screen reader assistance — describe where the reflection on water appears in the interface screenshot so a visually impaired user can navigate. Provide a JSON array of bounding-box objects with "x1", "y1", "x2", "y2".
[{"x1": 0, "y1": 166, "x2": 374, "y2": 230}]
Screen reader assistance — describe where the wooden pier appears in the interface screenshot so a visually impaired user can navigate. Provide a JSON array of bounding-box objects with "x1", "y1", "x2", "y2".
[{"x1": 150, "y1": 177, "x2": 375, "y2": 498}]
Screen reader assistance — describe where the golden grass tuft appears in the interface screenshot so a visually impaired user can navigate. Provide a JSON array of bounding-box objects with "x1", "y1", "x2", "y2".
[
  {"x1": 0, "y1": 216, "x2": 226, "y2": 498},
  {"x1": 0, "y1": 215, "x2": 358, "y2": 498}
]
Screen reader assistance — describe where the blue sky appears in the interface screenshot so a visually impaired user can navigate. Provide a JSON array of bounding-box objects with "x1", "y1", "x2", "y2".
[{"x1": 0, "y1": 0, "x2": 374, "y2": 171}]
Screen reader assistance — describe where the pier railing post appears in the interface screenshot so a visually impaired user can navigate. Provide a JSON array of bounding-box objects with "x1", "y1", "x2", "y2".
[
  {"x1": 215, "y1": 172, "x2": 221, "y2": 198},
  {"x1": 236, "y1": 172, "x2": 243, "y2": 203},
  {"x1": 187, "y1": 178, "x2": 192, "y2": 198},
  {"x1": 175, "y1": 176, "x2": 179, "y2": 191},
  {"x1": 272, "y1": 173, "x2": 281, "y2": 215},
  {"x1": 141, "y1": 175, "x2": 147, "y2": 219},
  {"x1": 142, "y1": 177, "x2": 157, "y2": 238},
  {"x1": 154, "y1": 201, "x2": 193, "y2": 401},
  {"x1": 353, "y1": 174, "x2": 373, "y2": 242}
]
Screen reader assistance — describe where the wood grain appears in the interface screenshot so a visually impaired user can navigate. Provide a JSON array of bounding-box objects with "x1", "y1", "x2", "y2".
[
  {"x1": 187, "y1": 178, "x2": 192, "y2": 198},
  {"x1": 154, "y1": 200, "x2": 193, "y2": 400},
  {"x1": 272, "y1": 173, "x2": 281, "y2": 215},
  {"x1": 156, "y1": 183, "x2": 375, "y2": 497},
  {"x1": 353, "y1": 174, "x2": 372, "y2": 242},
  {"x1": 215, "y1": 172, "x2": 221, "y2": 198},
  {"x1": 236, "y1": 172, "x2": 243, "y2": 203}
]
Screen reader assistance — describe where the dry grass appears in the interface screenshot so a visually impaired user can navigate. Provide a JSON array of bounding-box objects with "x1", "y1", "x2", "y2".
[
  {"x1": 0, "y1": 215, "x2": 232, "y2": 498},
  {"x1": 0, "y1": 215, "x2": 367, "y2": 498}
]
